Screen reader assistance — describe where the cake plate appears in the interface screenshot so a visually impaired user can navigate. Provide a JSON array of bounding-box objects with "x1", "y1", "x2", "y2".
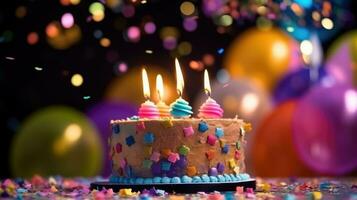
[{"x1": 90, "y1": 179, "x2": 256, "y2": 193}]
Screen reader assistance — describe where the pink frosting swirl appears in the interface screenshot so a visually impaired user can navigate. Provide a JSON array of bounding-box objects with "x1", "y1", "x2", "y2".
[
  {"x1": 138, "y1": 101, "x2": 160, "y2": 119},
  {"x1": 198, "y1": 97, "x2": 224, "y2": 118}
]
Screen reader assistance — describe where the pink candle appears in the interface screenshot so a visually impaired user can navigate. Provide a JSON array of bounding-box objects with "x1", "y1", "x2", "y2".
[
  {"x1": 138, "y1": 68, "x2": 159, "y2": 119},
  {"x1": 198, "y1": 70, "x2": 223, "y2": 118}
]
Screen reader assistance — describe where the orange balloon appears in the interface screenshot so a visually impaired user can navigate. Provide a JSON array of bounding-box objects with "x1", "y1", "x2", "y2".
[
  {"x1": 105, "y1": 66, "x2": 177, "y2": 106},
  {"x1": 249, "y1": 101, "x2": 316, "y2": 177},
  {"x1": 224, "y1": 28, "x2": 296, "y2": 90}
]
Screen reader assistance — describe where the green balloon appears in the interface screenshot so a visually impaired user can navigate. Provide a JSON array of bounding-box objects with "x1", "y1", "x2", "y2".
[{"x1": 10, "y1": 106, "x2": 103, "y2": 178}]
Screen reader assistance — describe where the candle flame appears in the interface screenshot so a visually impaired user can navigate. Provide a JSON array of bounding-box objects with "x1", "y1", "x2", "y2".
[
  {"x1": 156, "y1": 74, "x2": 164, "y2": 101},
  {"x1": 142, "y1": 68, "x2": 150, "y2": 99},
  {"x1": 175, "y1": 58, "x2": 184, "y2": 95},
  {"x1": 204, "y1": 69, "x2": 211, "y2": 96}
]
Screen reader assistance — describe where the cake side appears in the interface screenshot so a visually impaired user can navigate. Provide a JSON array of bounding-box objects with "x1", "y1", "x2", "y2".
[{"x1": 109, "y1": 118, "x2": 250, "y2": 183}]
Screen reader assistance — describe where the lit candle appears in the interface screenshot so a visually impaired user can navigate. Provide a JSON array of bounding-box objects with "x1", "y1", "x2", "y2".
[
  {"x1": 170, "y1": 58, "x2": 193, "y2": 118},
  {"x1": 175, "y1": 58, "x2": 184, "y2": 97},
  {"x1": 138, "y1": 68, "x2": 160, "y2": 119},
  {"x1": 156, "y1": 74, "x2": 171, "y2": 117},
  {"x1": 198, "y1": 69, "x2": 223, "y2": 118}
]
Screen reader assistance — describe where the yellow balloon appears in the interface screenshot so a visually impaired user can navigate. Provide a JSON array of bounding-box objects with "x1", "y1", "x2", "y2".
[
  {"x1": 224, "y1": 28, "x2": 295, "y2": 90},
  {"x1": 105, "y1": 66, "x2": 177, "y2": 106}
]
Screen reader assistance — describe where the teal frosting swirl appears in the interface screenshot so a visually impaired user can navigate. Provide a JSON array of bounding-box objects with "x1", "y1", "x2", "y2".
[{"x1": 170, "y1": 98, "x2": 193, "y2": 117}]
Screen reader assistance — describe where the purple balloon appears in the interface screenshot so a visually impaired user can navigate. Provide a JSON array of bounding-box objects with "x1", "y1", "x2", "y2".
[
  {"x1": 86, "y1": 101, "x2": 137, "y2": 176},
  {"x1": 326, "y1": 43, "x2": 354, "y2": 85},
  {"x1": 273, "y1": 67, "x2": 327, "y2": 104},
  {"x1": 293, "y1": 84, "x2": 357, "y2": 174}
]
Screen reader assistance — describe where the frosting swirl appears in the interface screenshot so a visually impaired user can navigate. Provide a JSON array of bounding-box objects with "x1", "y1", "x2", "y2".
[
  {"x1": 170, "y1": 97, "x2": 193, "y2": 118},
  {"x1": 138, "y1": 100, "x2": 160, "y2": 119},
  {"x1": 198, "y1": 97, "x2": 223, "y2": 118},
  {"x1": 156, "y1": 101, "x2": 171, "y2": 118}
]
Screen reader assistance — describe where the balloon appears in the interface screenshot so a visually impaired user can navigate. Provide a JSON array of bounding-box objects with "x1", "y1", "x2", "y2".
[
  {"x1": 273, "y1": 67, "x2": 327, "y2": 104},
  {"x1": 293, "y1": 84, "x2": 357, "y2": 174},
  {"x1": 86, "y1": 101, "x2": 137, "y2": 177},
  {"x1": 224, "y1": 28, "x2": 301, "y2": 90},
  {"x1": 250, "y1": 101, "x2": 316, "y2": 177},
  {"x1": 105, "y1": 66, "x2": 177, "y2": 106},
  {"x1": 326, "y1": 30, "x2": 357, "y2": 86},
  {"x1": 11, "y1": 106, "x2": 103, "y2": 178},
  {"x1": 194, "y1": 79, "x2": 272, "y2": 130}
]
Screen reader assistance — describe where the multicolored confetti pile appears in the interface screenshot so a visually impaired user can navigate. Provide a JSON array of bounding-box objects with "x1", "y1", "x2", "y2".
[{"x1": 1, "y1": 175, "x2": 357, "y2": 199}]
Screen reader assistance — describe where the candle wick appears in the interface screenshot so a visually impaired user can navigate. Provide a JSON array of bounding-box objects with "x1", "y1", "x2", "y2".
[
  {"x1": 205, "y1": 89, "x2": 211, "y2": 97},
  {"x1": 177, "y1": 90, "x2": 182, "y2": 97},
  {"x1": 157, "y1": 91, "x2": 162, "y2": 102}
]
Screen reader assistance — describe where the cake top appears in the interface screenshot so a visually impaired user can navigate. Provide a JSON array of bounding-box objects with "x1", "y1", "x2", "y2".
[{"x1": 111, "y1": 117, "x2": 244, "y2": 125}]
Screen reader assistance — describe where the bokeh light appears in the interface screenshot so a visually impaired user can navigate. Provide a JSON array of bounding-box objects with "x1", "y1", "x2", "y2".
[
  {"x1": 189, "y1": 60, "x2": 204, "y2": 71},
  {"x1": 300, "y1": 40, "x2": 313, "y2": 55},
  {"x1": 89, "y1": 2, "x2": 105, "y2": 22},
  {"x1": 202, "y1": 54, "x2": 215, "y2": 66},
  {"x1": 27, "y1": 32, "x2": 39, "y2": 45},
  {"x1": 15, "y1": 6, "x2": 27, "y2": 18},
  {"x1": 100, "y1": 37, "x2": 111, "y2": 47},
  {"x1": 61, "y1": 13, "x2": 74, "y2": 28},
  {"x1": 46, "y1": 22, "x2": 60, "y2": 38},
  {"x1": 70, "y1": 0, "x2": 81, "y2": 5},
  {"x1": 321, "y1": 18, "x2": 334, "y2": 30},
  {"x1": 144, "y1": 22, "x2": 156, "y2": 34},
  {"x1": 218, "y1": 15, "x2": 233, "y2": 27},
  {"x1": 160, "y1": 27, "x2": 179, "y2": 39},
  {"x1": 163, "y1": 37, "x2": 177, "y2": 50},
  {"x1": 180, "y1": 1, "x2": 195, "y2": 16},
  {"x1": 71, "y1": 74, "x2": 83, "y2": 87},
  {"x1": 126, "y1": 26, "x2": 141, "y2": 42},
  {"x1": 177, "y1": 41, "x2": 192, "y2": 56},
  {"x1": 122, "y1": 4, "x2": 135, "y2": 18},
  {"x1": 183, "y1": 18, "x2": 198, "y2": 32},
  {"x1": 93, "y1": 29, "x2": 103, "y2": 39},
  {"x1": 216, "y1": 69, "x2": 230, "y2": 84}
]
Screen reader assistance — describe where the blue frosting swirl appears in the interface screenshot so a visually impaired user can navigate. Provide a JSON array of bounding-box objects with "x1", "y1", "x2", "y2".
[
  {"x1": 109, "y1": 173, "x2": 250, "y2": 184},
  {"x1": 143, "y1": 178, "x2": 153, "y2": 184},
  {"x1": 161, "y1": 177, "x2": 171, "y2": 183},
  {"x1": 181, "y1": 175, "x2": 192, "y2": 183},
  {"x1": 209, "y1": 176, "x2": 218, "y2": 182},
  {"x1": 171, "y1": 177, "x2": 181, "y2": 183},
  {"x1": 170, "y1": 98, "x2": 193, "y2": 117},
  {"x1": 135, "y1": 178, "x2": 144, "y2": 184},
  {"x1": 192, "y1": 176, "x2": 202, "y2": 183},
  {"x1": 201, "y1": 174, "x2": 210, "y2": 183},
  {"x1": 217, "y1": 175, "x2": 225, "y2": 182},
  {"x1": 224, "y1": 174, "x2": 232, "y2": 182},
  {"x1": 153, "y1": 177, "x2": 162, "y2": 183}
]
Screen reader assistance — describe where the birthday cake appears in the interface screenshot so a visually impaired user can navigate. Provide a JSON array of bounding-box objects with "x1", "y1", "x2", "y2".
[
  {"x1": 108, "y1": 62, "x2": 251, "y2": 184},
  {"x1": 108, "y1": 117, "x2": 251, "y2": 184}
]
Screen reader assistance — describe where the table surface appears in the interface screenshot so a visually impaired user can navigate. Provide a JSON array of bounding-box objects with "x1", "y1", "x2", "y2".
[{"x1": 1, "y1": 176, "x2": 357, "y2": 199}]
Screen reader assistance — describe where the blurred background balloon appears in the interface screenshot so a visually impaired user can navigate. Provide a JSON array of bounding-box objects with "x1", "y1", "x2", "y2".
[
  {"x1": 10, "y1": 106, "x2": 103, "y2": 178},
  {"x1": 326, "y1": 30, "x2": 357, "y2": 86},
  {"x1": 224, "y1": 28, "x2": 301, "y2": 90},
  {"x1": 86, "y1": 101, "x2": 137, "y2": 177},
  {"x1": 249, "y1": 101, "x2": 316, "y2": 177},
  {"x1": 293, "y1": 84, "x2": 357, "y2": 175},
  {"x1": 194, "y1": 79, "x2": 272, "y2": 130},
  {"x1": 273, "y1": 67, "x2": 327, "y2": 104},
  {"x1": 105, "y1": 66, "x2": 177, "y2": 106}
]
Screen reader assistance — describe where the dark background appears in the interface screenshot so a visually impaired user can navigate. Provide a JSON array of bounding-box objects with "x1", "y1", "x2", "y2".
[{"x1": 1, "y1": 0, "x2": 357, "y2": 178}]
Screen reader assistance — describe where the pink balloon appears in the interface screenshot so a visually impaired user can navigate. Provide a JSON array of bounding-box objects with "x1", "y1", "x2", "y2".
[{"x1": 293, "y1": 84, "x2": 357, "y2": 174}]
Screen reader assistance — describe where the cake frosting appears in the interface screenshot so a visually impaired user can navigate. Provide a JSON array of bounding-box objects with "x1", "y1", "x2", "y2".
[
  {"x1": 138, "y1": 101, "x2": 160, "y2": 119},
  {"x1": 170, "y1": 98, "x2": 193, "y2": 118},
  {"x1": 109, "y1": 118, "x2": 249, "y2": 183},
  {"x1": 198, "y1": 97, "x2": 224, "y2": 118}
]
